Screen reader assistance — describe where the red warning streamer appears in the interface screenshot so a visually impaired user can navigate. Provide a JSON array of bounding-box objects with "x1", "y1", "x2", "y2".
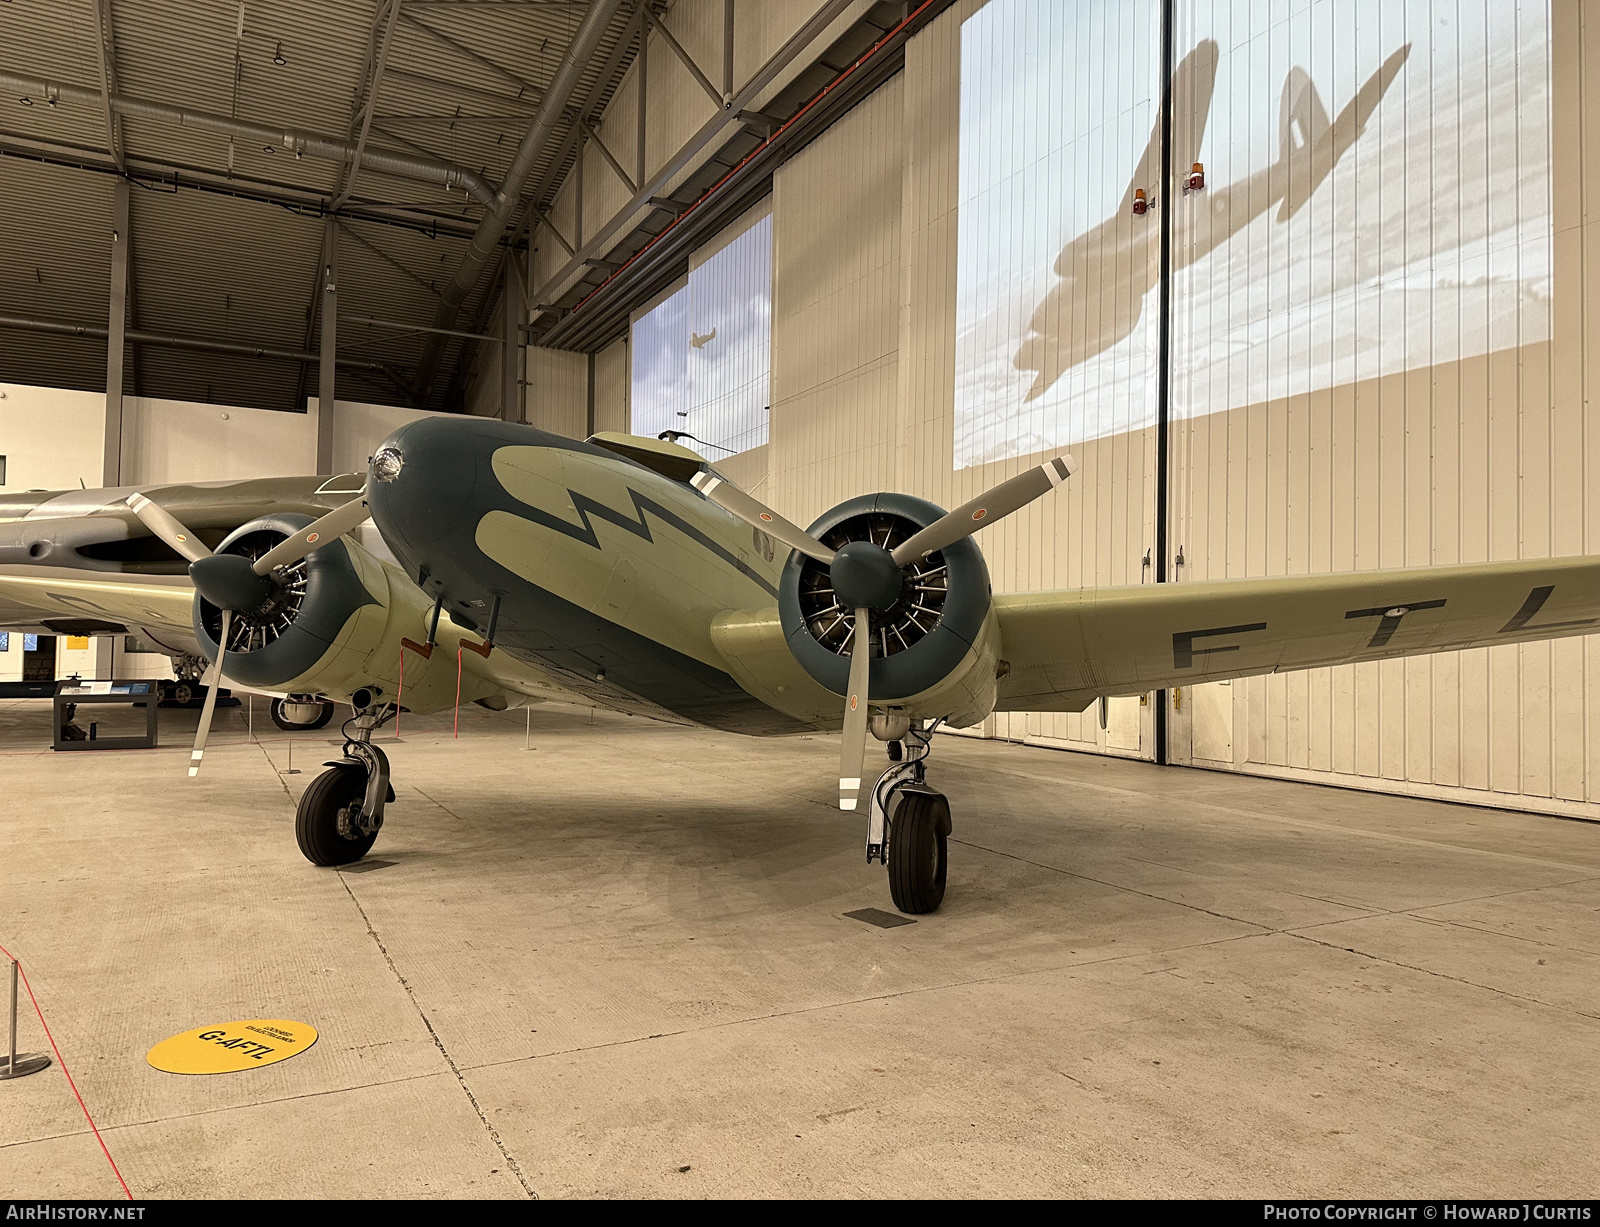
[{"x1": 0, "y1": 941, "x2": 132, "y2": 1199}]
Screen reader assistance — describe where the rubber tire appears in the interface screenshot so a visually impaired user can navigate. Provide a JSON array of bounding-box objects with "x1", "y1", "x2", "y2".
[
  {"x1": 295, "y1": 766, "x2": 378, "y2": 866},
  {"x1": 888, "y1": 791, "x2": 950, "y2": 914},
  {"x1": 272, "y1": 698, "x2": 334, "y2": 732}
]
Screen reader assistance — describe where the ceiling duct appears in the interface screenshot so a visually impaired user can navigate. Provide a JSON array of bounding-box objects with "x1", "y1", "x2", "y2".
[
  {"x1": 407, "y1": 0, "x2": 626, "y2": 407},
  {"x1": 0, "y1": 313, "x2": 405, "y2": 380},
  {"x1": 0, "y1": 70, "x2": 498, "y2": 207}
]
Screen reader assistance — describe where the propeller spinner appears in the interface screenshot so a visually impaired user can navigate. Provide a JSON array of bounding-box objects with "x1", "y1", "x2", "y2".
[{"x1": 692, "y1": 456, "x2": 1075, "y2": 810}]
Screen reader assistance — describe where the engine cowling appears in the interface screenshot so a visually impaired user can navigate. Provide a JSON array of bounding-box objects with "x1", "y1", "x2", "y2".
[
  {"x1": 777, "y1": 493, "x2": 1001, "y2": 727},
  {"x1": 189, "y1": 513, "x2": 534, "y2": 716},
  {"x1": 192, "y1": 513, "x2": 387, "y2": 693}
]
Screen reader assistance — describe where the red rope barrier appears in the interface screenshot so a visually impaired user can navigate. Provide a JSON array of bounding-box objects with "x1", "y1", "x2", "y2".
[{"x1": 0, "y1": 942, "x2": 132, "y2": 1200}]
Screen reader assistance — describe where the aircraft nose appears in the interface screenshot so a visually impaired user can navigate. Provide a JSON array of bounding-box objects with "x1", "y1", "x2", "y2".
[
  {"x1": 363, "y1": 414, "x2": 569, "y2": 606},
  {"x1": 364, "y1": 415, "x2": 484, "y2": 559}
]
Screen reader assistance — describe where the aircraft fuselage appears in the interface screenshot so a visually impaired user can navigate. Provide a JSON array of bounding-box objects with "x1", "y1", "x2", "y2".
[{"x1": 365, "y1": 416, "x2": 805, "y2": 733}]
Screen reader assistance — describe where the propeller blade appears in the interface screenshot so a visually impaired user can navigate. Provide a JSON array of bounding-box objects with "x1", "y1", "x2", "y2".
[
  {"x1": 890, "y1": 455, "x2": 1077, "y2": 566},
  {"x1": 838, "y1": 606, "x2": 872, "y2": 812},
  {"x1": 251, "y1": 492, "x2": 370, "y2": 575},
  {"x1": 188, "y1": 608, "x2": 231, "y2": 779},
  {"x1": 125, "y1": 493, "x2": 212, "y2": 564},
  {"x1": 690, "y1": 471, "x2": 835, "y2": 565}
]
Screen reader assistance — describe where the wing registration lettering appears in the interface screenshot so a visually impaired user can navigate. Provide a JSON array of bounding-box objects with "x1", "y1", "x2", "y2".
[
  {"x1": 1172, "y1": 622, "x2": 1268, "y2": 669},
  {"x1": 1344, "y1": 599, "x2": 1446, "y2": 649},
  {"x1": 1498, "y1": 585, "x2": 1597, "y2": 636}
]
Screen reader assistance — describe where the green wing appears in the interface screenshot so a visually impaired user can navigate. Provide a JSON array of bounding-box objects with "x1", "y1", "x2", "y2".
[{"x1": 995, "y1": 555, "x2": 1600, "y2": 712}]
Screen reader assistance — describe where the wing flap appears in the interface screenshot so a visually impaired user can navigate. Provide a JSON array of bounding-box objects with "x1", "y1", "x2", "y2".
[{"x1": 995, "y1": 555, "x2": 1600, "y2": 712}]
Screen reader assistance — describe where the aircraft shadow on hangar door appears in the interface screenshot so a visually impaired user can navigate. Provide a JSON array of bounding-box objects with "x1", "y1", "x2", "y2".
[{"x1": 1013, "y1": 38, "x2": 1412, "y2": 401}]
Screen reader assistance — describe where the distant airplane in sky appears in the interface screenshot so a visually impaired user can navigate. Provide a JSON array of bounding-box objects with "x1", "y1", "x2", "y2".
[
  {"x1": 690, "y1": 328, "x2": 717, "y2": 349},
  {"x1": 1013, "y1": 40, "x2": 1411, "y2": 402}
]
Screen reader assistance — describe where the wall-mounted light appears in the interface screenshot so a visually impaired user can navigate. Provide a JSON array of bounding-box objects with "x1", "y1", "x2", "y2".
[
  {"x1": 272, "y1": 41, "x2": 286, "y2": 66},
  {"x1": 262, "y1": 144, "x2": 275, "y2": 153},
  {"x1": 18, "y1": 96, "x2": 32, "y2": 107}
]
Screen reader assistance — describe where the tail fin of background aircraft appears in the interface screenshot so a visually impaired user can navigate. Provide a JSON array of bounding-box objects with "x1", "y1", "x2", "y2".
[
  {"x1": 1278, "y1": 67, "x2": 1331, "y2": 166},
  {"x1": 1111, "y1": 39, "x2": 1220, "y2": 224},
  {"x1": 1277, "y1": 44, "x2": 1411, "y2": 221}
]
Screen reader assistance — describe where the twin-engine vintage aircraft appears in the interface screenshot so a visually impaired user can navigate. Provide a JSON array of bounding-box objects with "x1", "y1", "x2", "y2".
[{"x1": 4, "y1": 416, "x2": 1600, "y2": 912}]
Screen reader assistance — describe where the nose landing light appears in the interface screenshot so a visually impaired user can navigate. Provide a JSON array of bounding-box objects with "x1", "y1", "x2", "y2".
[{"x1": 371, "y1": 445, "x2": 404, "y2": 483}]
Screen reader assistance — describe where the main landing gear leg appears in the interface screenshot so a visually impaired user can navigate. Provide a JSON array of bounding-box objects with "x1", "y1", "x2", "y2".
[
  {"x1": 866, "y1": 719, "x2": 951, "y2": 915},
  {"x1": 295, "y1": 691, "x2": 396, "y2": 867}
]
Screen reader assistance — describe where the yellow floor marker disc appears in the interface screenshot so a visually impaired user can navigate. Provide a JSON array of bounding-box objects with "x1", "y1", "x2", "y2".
[{"x1": 147, "y1": 1019, "x2": 318, "y2": 1074}]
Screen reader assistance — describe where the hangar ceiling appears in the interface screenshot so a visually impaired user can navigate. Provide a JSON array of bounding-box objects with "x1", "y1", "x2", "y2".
[
  {"x1": 0, "y1": 0, "x2": 640, "y2": 412},
  {"x1": 0, "y1": 0, "x2": 953, "y2": 416}
]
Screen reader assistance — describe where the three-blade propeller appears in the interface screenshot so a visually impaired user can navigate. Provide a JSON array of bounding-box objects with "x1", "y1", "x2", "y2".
[
  {"x1": 691, "y1": 456, "x2": 1076, "y2": 810},
  {"x1": 689, "y1": 473, "x2": 835, "y2": 564},
  {"x1": 125, "y1": 492, "x2": 371, "y2": 777}
]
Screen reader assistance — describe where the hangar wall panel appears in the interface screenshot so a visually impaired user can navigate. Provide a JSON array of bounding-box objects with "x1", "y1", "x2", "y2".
[
  {"x1": 770, "y1": 76, "x2": 904, "y2": 529},
  {"x1": 1, "y1": 383, "x2": 443, "y2": 490},
  {"x1": 120, "y1": 396, "x2": 315, "y2": 486},
  {"x1": 593, "y1": 337, "x2": 630, "y2": 435},
  {"x1": 0, "y1": 382, "x2": 106, "y2": 493},
  {"x1": 524, "y1": 345, "x2": 589, "y2": 440}
]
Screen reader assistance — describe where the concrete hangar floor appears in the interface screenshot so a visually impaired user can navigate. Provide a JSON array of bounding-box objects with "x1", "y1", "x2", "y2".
[{"x1": 0, "y1": 698, "x2": 1594, "y2": 1199}]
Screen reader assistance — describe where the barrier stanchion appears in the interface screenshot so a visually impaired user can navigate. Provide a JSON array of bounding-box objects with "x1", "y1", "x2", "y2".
[
  {"x1": 0, "y1": 942, "x2": 131, "y2": 1198},
  {"x1": 1, "y1": 958, "x2": 50, "y2": 1080}
]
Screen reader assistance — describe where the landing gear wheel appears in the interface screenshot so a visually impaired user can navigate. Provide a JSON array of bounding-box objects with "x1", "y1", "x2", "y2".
[
  {"x1": 888, "y1": 790, "x2": 950, "y2": 914},
  {"x1": 295, "y1": 767, "x2": 377, "y2": 866},
  {"x1": 172, "y1": 682, "x2": 193, "y2": 706},
  {"x1": 272, "y1": 697, "x2": 334, "y2": 731}
]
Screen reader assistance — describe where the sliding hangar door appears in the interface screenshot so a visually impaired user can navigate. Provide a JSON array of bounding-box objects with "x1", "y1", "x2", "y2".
[
  {"x1": 621, "y1": 0, "x2": 1593, "y2": 820},
  {"x1": 938, "y1": 0, "x2": 1587, "y2": 821}
]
